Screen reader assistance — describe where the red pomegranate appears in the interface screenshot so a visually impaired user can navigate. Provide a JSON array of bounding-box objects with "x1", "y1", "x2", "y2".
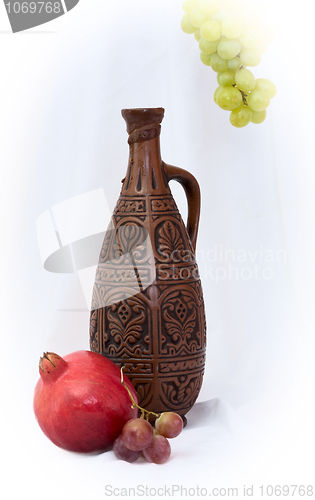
[{"x1": 33, "y1": 350, "x2": 138, "y2": 453}]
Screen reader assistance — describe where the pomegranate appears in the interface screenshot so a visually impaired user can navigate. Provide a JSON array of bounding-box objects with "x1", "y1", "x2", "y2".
[{"x1": 33, "y1": 350, "x2": 138, "y2": 453}]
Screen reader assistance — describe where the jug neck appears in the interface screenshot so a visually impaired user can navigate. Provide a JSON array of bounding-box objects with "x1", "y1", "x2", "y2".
[
  {"x1": 121, "y1": 136, "x2": 170, "y2": 196},
  {"x1": 121, "y1": 108, "x2": 171, "y2": 197}
]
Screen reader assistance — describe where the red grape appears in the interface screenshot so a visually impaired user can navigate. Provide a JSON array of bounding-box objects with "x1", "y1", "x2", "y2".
[
  {"x1": 113, "y1": 434, "x2": 141, "y2": 463},
  {"x1": 142, "y1": 430, "x2": 171, "y2": 464},
  {"x1": 155, "y1": 412, "x2": 183, "y2": 438},
  {"x1": 121, "y1": 418, "x2": 153, "y2": 451}
]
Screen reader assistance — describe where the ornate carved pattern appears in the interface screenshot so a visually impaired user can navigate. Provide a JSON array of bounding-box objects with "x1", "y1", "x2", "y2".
[
  {"x1": 116, "y1": 223, "x2": 148, "y2": 257},
  {"x1": 104, "y1": 297, "x2": 151, "y2": 357},
  {"x1": 89, "y1": 309, "x2": 99, "y2": 352},
  {"x1": 91, "y1": 285, "x2": 102, "y2": 311},
  {"x1": 128, "y1": 380, "x2": 153, "y2": 408},
  {"x1": 95, "y1": 266, "x2": 151, "y2": 285},
  {"x1": 99, "y1": 224, "x2": 114, "y2": 263},
  {"x1": 191, "y1": 280, "x2": 207, "y2": 348},
  {"x1": 156, "y1": 219, "x2": 188, "y2": 262},
  {"x1": 157, "y1": 263, "x2": 199, "y2": 282},
  {"x1": 99, "y1": 222, "x2": 148, "y2": 264},
  {"x1": 114, "y1": 199, "x2": 146, "y2": 213},
  {"x1": 118, "y1": 362, "x2": 152, "y2": 374},
  {"x1": 159, "y1": 354, "x2": 206, "y2": 373},
  {"x1": 193, "y1": 280, "x2": 203, "y2": 302},
  {"x1": 114, "y1": 215, "x2": 147, "y2": 223},
  {"x1": 151, "y1": 198, "x2": 177, "y2": 212},
  {"x1": 160, "y1": 372, "x2": 204, "y2": 411},
  {"x1": 90, "y1": 192, "x2": 206, "y2": 418},
  {"x1": 160, "y1": 289, "x2": 201, "y2": 356}
]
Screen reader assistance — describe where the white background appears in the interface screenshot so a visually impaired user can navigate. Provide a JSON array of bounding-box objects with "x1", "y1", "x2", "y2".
[{"x1": 1, "y1": 0, "x2": 315, "y2": 498}]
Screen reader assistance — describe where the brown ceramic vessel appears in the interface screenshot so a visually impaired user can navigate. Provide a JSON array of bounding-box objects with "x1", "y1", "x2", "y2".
[{"x1": 90, "y1": 108, "x2": 206, "y2": 422}]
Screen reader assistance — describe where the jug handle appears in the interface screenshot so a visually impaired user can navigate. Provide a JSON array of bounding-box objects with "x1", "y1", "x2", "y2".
[{"x1": 163, "y1": 162, "x2": 200, "y2": 253}]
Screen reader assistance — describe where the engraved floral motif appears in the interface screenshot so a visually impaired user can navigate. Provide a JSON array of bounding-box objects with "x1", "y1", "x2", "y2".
[
  {"x1": 160, "y1": 289, "x2": 200, "y2": 356},
  {"x1": 156, "y1": 220, "x2": 186, "y2": 262},
  {"x1": 132, "y1": 382, "x2": 153, "y2": 407},
  {"x1": 105, "y1": 297, "x2": 151, "y2": 357},
  {"x1": 160, "y1": 372, "x2": 203, "y2": 410},
  {"x1": 117, "y1": 223, "x2": 148, "y2": 255},
  {"x1": 99, "y1": 222, "x2": 148, "y2": 264}
]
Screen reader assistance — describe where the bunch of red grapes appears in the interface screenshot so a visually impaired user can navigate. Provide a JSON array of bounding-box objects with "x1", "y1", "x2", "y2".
[{"x1": 113, "y1": 412, "x2": 183, "y2": 464}]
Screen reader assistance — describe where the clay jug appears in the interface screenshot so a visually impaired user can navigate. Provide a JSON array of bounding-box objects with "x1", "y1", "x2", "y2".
[{"x1": 90, "y1": 108, "x2": 206, "y2": 422}]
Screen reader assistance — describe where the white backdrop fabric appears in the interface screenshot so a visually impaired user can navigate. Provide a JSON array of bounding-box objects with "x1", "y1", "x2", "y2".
[{"x1": 1, "y1": 1, "x2": 315, "y2": 498}]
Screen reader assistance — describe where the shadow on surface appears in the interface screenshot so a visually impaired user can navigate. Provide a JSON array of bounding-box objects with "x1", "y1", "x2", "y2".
[{"x1": 185, "y1": 399, "x2": 232, "y2": 430}]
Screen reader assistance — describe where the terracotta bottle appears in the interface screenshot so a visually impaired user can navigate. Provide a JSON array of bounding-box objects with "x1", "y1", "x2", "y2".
[{"x1": 90, "y1": 108, "x2": 206, "y2": 422}]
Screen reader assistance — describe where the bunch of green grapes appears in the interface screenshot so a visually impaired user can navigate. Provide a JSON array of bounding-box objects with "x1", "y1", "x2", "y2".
[{"x1": 181, "y1": 0, "x2": 276, "y2": 127}]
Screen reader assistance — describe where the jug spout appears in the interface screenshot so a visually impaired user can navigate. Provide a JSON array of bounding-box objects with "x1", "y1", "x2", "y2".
[{"x1": 121, "y1": 108, "x2": 165, "y2": 139}]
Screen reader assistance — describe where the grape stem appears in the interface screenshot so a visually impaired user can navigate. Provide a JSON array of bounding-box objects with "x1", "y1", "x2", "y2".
[
  {"x1": 120, "y1": 367, "x2": 160, "y2": 421},
  {"x1": 232, "y1": 83, "x2": 248, "y2": 105},
  {"x1": 240, "y1": 90, "x2": 248, "y2": 105}
]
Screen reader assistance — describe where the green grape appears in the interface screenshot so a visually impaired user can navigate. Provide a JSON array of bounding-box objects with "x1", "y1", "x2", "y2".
[
  {"x1": 182, "y1": 0, "x2": 198, "y2": 15},
  {"x1": 247, "y1": 90, "x2": 270, "y2": 112},
  {"x1": 251, "y1": 109, "x2": 267, "y2": 124},
  {"x1": 182, "y1": 1, "x2": 275, "y2": 128},
  {"x1": 210, "y1": 52, "x2": 229, "y2": 72},
  {"x1": 199, "y1": 37, "x2": 219, "y2": 54},
  {"x1": 240, "y1": 49, "x2": 261, "y2": 67},
  {"x1": 257, "y1": 41, "x2": 268, "y2": 55},
  {"x1": 216, "y1": 86, "x2": 243, "y2": 110},
  {"x1": 217, "y1": 39, "x2": 241, "y2": 60},
  {"x1": 228, "y1": 57, "x2": 242, "y2": 71},
  {"x1": 190, "y1": 6, "x2": 208, "y2": 28},
  {"x1": 214, "y1": 86, "x2": 224, "y2": 104},
  {"x1": 211, "y1": 8, "x2": 231, "y2": 23},
  {"x1": 254, "y1": 78, "x2": 277, "y2": 99},
  {"x1": 222, "y1": 16, "x2": 243, "y2": 39},
  {"x1": 199, "y1": 0, "x2": 221, "y2": 14},
  {"x1": 239, "y1": 28, "x2": 260, "y2": 49},
  {"x1": 230, "y1": 105, "x2": 252, "y2": 127},
  {"x1": 217, "y1": 71, "x2": 236, "y2": 87},
  {"x1": 235, "y1": 68, "x2": 256, "y2": 92},
  {"x1": 181, "y1": 13, "x2": 197, "y2": 34},
  {"x1": 194, "y1": 29, "x2": 202, "y2": 42},
  {"x1": 200, "y1": 19, "x2": 221, "y2": 41},
  {"x1": 200, "y1": 52, "x2": 212, "y2": 66}
]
